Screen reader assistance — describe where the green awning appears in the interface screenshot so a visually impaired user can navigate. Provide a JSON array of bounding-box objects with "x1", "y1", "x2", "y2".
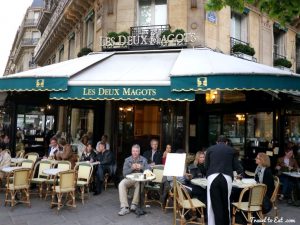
[
  {"x1": 0, "y1": 77, "x2": 68, "y2": 92},
  {"x1": 171, "y1": 75, "x2": 300, "y2": 92},
  {"x1": 50, "y1": 86, "x2": 194, "y2": 101}
]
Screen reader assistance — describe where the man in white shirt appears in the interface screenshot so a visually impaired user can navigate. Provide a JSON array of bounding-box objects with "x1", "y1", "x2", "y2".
[{"x1": 48, "y1": 137, "x2": 60, "y2": 158}]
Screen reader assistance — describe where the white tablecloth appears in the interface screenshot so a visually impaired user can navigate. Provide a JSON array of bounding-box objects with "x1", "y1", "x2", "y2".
[
  {"x1": 191, "y1": 178, "x2": 257, "y2": 189},
  {"x1": 11, "y1": 158, "x2": 26, "y2": 163},
  {"x1": 43, "y1": 168, "x2": 68, "y2": 176},
  {"x1": 283, "y1": 172, "x2": 300, "y2": 178},
  {"x1": 1, "y1": 166, "x2": 23, "y2": 173}
]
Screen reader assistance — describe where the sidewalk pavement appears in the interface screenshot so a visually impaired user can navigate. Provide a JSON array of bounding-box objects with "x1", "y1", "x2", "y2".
[{"x1": 0, "y1": 188, "x2": 299, "y2": 225}]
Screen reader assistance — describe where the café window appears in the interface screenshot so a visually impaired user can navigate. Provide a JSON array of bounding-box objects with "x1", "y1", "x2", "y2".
[
  {"x1": 247, "y1": 112, "x2": 273, "y2": 142},
  {"x1": 138, "y1": 0, "x2": 167, "y2": 26},
  {"x1": 206, "y1": 91, "x2": 246, "y2": 104},
  {"x1": 70, "y1": 108, "x2": 94, "y2": 143},
  {"x1": 285, "y1": 115, "x2": 300, "y2": 144}
]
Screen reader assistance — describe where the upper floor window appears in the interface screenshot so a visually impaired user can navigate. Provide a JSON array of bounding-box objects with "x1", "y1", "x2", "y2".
[
  {"x1": 138, "y1": 0, "x2": 167, "y2": 26},
  {"x1": 58, "y1": 46, "x2": 64, "y2": 62},
  {"x1": 85, "y1": 11, "x2": 94, "y2": 49},
  {"x1": 68, "y1": 34, "x2": 75, "y2": 60},
  {"x1": 230, "y1": 12, "x2": 248, "y2": 42},
  {"x1": 273, "y1": 26, "x2": 286, "y2": 59}
]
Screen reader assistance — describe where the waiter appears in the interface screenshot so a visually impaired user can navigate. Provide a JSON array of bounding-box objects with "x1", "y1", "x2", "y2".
[{"x1": 205, "y1": 135, "x2": 238, "y2": 225}]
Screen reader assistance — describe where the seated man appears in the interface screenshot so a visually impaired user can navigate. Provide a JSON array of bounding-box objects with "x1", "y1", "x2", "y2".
[
  {"x1": 92, "y1": 142, "x2": 113, "y2": 195},
  {"x1": 118, "y1": 144, "x2": 150, "y2": 216},
  {"x1": 80, "y1": 143, "x2": 96, "y2": 161},
  {"x1": 143, "y1": 139, "x2": 163, "y2": 166}
]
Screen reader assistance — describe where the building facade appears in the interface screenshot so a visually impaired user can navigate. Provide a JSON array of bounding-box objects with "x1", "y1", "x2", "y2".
[
  {"x1": 3, "y1": 0, "x2": 300, "y2": 170},
  {"x1": 4, "y1": 0, "x2": 43, "y2": 75}
]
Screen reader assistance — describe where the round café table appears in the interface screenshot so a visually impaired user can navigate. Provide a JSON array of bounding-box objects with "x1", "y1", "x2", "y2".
[{"x1": 126, "y1": 173, "x2": 155, "y2": 217}]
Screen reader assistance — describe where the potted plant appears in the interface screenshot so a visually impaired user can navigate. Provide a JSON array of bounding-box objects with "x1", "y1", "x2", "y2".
[
  {"x1": 118, "y1": 31, "x2": 129, "y2": 47},
  {"x1": 160, "y1": 30, "x2": 174, "y2": 46},
  {"x1": 274, "y1": 58, "x2": 292, "y2": 69},
  {"x1": 107, "y1": 32, "x2": 119, "y2": 42},
  {"x1": 77, "y1": 47, "x2": 92, "y2": 57},
  {"x1": 173, "y1": 29, "x2": 185, "y2": 45},
  {"x1": 232, "y1": 43, "x2": 255, "y2": 56}
]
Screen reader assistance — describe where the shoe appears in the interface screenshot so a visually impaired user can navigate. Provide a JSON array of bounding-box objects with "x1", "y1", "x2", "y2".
[
  {"x1": 118, "y1": 207, "x2": 130, "y2": 216},
  {"x1": 130, "y1": 204, "x2": 137, "y2": 212},
  {"x1": 279, "y1": 194, "x2": 284, "y2": 201},
  {"x1": 93, "y1": 192, "x2": 101, "y2": 196}
]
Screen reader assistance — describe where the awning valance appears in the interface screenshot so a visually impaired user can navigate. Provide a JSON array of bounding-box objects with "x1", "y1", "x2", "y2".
[
  {"x1": 171, "y1": 74, "x2": 300, "y2": 92},
  {"x1": 50, "y1": 86, "x2": 194, "y2": 101},
  {"x1": 170, "y1": 48, "x2": 300, "y2": 92},
  {"x1": 0, "y1": 77, "x2": 68, "y2": 92}
]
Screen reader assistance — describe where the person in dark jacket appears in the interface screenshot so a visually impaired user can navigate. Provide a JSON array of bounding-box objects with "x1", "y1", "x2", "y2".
[
  {"x1": 254, "y1": 152, "x2": 274, "y2": 213},
  {"x1": 205, "y1": 135, "x2": 240, "y2": 225},
  {"x1": 92, "y1": 141, "x2": 113, "y2": 195},
  {"x1": 143, "y1": 139, "x2": 163, "y2": 166},
  {"x1": 80, "y1": 143, "x2": 96, "y2": 161}
]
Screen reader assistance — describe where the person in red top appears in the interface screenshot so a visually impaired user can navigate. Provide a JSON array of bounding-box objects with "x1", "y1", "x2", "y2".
[{"x1": 162, "y1": 144, "x2": 172, "y2": 165}]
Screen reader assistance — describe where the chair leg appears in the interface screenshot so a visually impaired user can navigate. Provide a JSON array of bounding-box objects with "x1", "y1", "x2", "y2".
[
  {"x1": 72, "y1": 191, "x2": 76, "y2": 208},
  {"x1": 57, "y1": 193, "x2": 62, "y2": 211},
  {"x1": 247, "y1": 212, "x2": 252, "y2": 225},
  {"x1": 232, "y1": 207, "x2": 236, "y2": 225},
  {"x1": 81, "y1": 186, "x2": 84, "y2": 204},
  {"x1": 11, "y1": 190, "x2": 16, "y2": 208},
  {"x1": 39, "y1": 184, "x2": 43, "y2": 198}
]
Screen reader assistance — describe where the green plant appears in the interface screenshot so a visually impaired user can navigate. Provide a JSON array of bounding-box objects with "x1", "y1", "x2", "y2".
[
  {"x1": 160, "y1": 30, "x2": 174, "y2": 40},
  {"x1": 77, "y1": 47, "x2": 92, "y2": 57},
  {"x1": 118, "y1": 31, "x2": 129, "y2": 42},
  {"x1": 232, "y1": 43, "x2": 255, "y2": 56},
  {"x1": 173, "y1": 29, "x2": 185, "y2": 37},
  {"x1": 274, "y1": 58, "x2": 292, "y2": 68},
  {"x1": 107, "y1": 32, "x2": 119, "y2": 42}
]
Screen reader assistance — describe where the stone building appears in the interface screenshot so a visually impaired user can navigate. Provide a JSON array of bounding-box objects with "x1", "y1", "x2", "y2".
[
  {"x1": 2, "y1": 0, "x2": 300, "y2": 170},
  {"x1": 4, "y1": 0, "x2": 43, "y2": 75}
]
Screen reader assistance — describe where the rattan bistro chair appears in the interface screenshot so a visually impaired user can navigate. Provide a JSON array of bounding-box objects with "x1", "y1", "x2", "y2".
[
  {"x1": 270, "y1": 176, "x2": 280, "y2": 218},
  {"x1": 45, "y1": 161, "x2": 71, "y2": 200},
  {"x1": 175, "y1": 181, "x2": 206, "y2": 225},
  {"x1": 5, "y1": 168, "x2": 31, "y2": 208},
  {"x1": 16, "y1": 149, "x2": 25, "y2": 158},
  {"x1": 31, "y1": 160, "x2": 52, "y2": 198},
  {"x1": 144, "y1": 167, "x2": 164, "y2": 208},
  {"x1": 25, "y1": 152, "x2": 39, "y2": 163},
  {"x1": 74, "y1": 162, "x2": 93, "y2": 204},
  {"x1": 50, "y1": 170, "x2": 76, "y2": 212},
  {"x1": 232, "y1": 184, "x2": 267, "y2": 225}
]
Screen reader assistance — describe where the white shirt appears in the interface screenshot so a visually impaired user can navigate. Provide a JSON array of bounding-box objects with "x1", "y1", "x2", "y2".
[{"x1": 49, "y1": 145, "x2": 60, "y2": 157}]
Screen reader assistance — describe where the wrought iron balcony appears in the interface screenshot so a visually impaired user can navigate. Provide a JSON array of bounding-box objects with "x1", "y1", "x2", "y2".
[
  {"x1": 230, "y1": 37, "x2": 249, "y2": 54},
  {"x1": 230, "y1": 37, "x2": 256, "y2": 62},
  {"x1": 130, "y1": 24, "x2": 171, "y2": 48},
  {"x1": 21, "y1": 38, "x2": 40, "y2": 46}
]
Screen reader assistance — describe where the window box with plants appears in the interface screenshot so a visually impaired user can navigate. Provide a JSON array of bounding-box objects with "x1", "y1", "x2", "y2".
[
  {"x1": 77, "y1": 47, "x2": 92, "y2": 57},
  {"x1": 105, "y1": 31, "x2": 129, "y2": 49},
  {"x1": 231, "y1": 43, "x2": 256, "y2": 62},
  {"x1": 274, "y1": 58, "x2": 292, "y2": 71},
  {"x1": 160, "y1": 29, "x2": 186, "y2": 47}
]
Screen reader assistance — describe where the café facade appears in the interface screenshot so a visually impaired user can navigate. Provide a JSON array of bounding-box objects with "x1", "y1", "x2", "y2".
[{"x1": 1, "y1": 47, "x2": 300, "y2": 170}]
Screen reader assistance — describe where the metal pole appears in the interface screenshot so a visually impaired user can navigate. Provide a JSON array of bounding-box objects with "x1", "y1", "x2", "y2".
[{"x1": 173, "y1": 176, "x2": 177, "y2": 225}]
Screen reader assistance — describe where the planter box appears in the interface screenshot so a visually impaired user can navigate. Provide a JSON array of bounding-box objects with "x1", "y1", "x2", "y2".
[
  {"x1": 274, "y1": 66, "x2": 292, "y2": 72},
  {"x1": 233, "y1": 52, "x2": 257, "y2": 62}
]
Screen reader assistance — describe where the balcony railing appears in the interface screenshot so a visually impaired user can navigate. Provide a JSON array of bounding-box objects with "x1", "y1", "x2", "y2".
[
  {"x1": 21, "y1": 38, "x2": 40, "y2": 46},
  {"x1": 230, "y1": 37, "x2": 256, "y2": 62},
  {"x1": 230, "y1": 37, "x2": 249, "y2": 54},
  {"x1": 24, "y1": 19, "x2": 39, "y2": 26},
  {"x1": 130, "y1": 24, "x2": 171, "y2": 48}
]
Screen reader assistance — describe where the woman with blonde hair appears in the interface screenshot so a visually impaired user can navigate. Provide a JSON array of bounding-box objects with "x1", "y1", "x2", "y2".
[
  {"x1": 188, "y1": 151, "x2": 206, "y2": 178},
  {"x1": 254, "y1": 152, "x2": 274, "y2": 213}
]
